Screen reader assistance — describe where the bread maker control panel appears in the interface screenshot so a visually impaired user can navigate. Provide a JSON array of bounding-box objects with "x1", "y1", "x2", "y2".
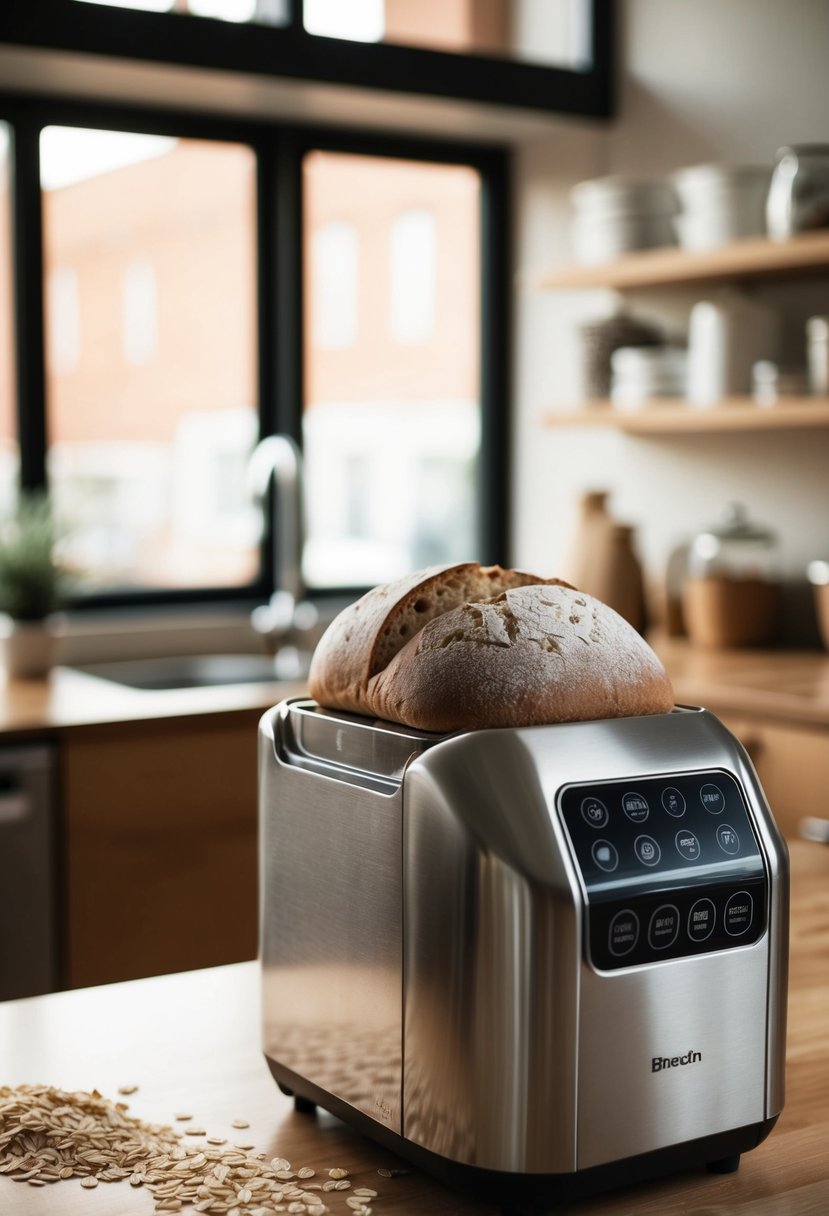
[{"x1": 559, "y1": 771, "x2": 767, "y2": 971}]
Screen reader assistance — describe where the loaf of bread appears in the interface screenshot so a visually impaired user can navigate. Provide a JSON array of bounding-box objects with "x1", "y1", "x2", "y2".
[{"x1": 308, "y1": 562, "x2": 674, "y2": 732}]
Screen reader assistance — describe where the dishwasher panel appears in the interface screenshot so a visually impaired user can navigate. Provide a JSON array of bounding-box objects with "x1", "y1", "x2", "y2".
[{"x1": 0, "y1": 745, "x2": 58, "y2": 1000}]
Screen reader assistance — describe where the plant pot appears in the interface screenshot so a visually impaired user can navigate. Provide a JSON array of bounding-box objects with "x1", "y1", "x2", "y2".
[{"x1": 0, "y1": 617, "x2": 57, "y2": 679}]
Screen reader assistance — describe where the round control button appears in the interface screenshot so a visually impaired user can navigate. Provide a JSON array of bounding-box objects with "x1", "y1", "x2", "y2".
[
  {"x1": 648, "y1": 904, "x2": 680, "y2": 950},
  {"x1": 622, "y1": 791, "x2": 649, "y2": 823},
  {"x1": 724, "y1": 891, "x2": 754, "y2": 937},
  {"x1": 591, "y1": 839, "x2": 619, "y2": 873},
  {"x1": 581, "y1": 796, "x2": 609, "y2": 829},
  {"x1": 675, "y1": 829, "x2": 701, "y2": 861},
  {"x1": 688, "y1": 897, "x2": 716, "y2": 942},
  {"x1": 634, "y1": 834, "x2": 661, "y2": 867},
  {"x1": 661, "y1": 787, "x2": 686, "y2": 817},
  {"x1": 609, "y1": 909, "x2": 639, "y2": 957},
  {"x1": 700, "y1": 783, "x2": 725, "y2": 815},
  {"x1": 716, "y1": 823, "x2": 740, "y2": 855}
]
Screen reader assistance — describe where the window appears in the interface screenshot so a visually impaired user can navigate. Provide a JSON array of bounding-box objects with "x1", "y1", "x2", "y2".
[
  {"x1": 0, "y1": 0, "x2": 607, "y2": 608},
  {"x1": 302, "y1": 151, "x2": 482, "y2": 589},
  {"x1": 39, "y1": 126, "x2": 259, "y2": 594},
  {"x1": 48, "y1": 1, "x2": 612, "y2": 118},
  {"x1": 0, "y1": 96, "x2": 507, "y2": 609},
  {"x1": 69, "y1": 0, "x2": 596, "y2": 77}
]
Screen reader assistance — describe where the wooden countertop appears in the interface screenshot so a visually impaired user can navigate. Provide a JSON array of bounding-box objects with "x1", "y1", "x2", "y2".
[
  {"x1": 0, "y1": 641, "x2": 827, "y2": 738},
  {"x1": 652, "y1": 637, "x2": 829, "y2": 728},
  {"x1": 0, "y1": 665, "x2": 305, "y2": 736},
  {"x1": 3, "y1": 839, "x2": 828, "y2": 1215}
]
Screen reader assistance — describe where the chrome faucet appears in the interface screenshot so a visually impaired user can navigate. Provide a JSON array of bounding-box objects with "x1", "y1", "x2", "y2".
[{"x1": 247, "y1": 434, "x2": 312, "y2": 646}]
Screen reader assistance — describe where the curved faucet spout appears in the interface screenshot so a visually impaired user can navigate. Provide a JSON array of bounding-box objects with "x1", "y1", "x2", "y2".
[{"x1": 247, "y1": 434, "x2": 304, "y2": 614}]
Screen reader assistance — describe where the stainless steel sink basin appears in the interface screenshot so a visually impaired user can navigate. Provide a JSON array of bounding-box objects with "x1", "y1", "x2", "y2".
[{"x1": 74, "y1": 653, "x2": 304, "y2": 691}]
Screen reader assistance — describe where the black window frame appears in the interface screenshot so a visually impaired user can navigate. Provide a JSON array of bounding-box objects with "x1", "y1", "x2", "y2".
[
  {"x1": 0, "y1": 93, "x2": 510, "y2": 611},
  {"x1": 0, "y1": 0, "x2": 615, "y2": 120}
]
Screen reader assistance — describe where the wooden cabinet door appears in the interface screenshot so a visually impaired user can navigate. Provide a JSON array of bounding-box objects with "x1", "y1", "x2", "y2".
[
  {"x1": 61, "y1": 712, "x2": 261, "y2": 989},
  {"x1": 719, "y1": 713, "x2": 829, "y2": 842}
]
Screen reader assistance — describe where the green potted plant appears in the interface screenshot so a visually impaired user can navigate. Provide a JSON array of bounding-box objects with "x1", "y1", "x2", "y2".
[{"x1": 0, "y1": 492, "x2": 67, "y2": 678}]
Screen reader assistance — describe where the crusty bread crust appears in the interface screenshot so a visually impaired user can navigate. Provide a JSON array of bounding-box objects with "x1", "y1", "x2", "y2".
[
  {"x1": 308, "y1": 563, "x2": 568, "y2": 718},
  {"x1": 308, "y1": 564, "x2": 674, "y2": 730}
]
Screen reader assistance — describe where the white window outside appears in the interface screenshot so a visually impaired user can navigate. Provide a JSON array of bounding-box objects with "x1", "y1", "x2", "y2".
[
  {"x1": 312, "y1": 221, "x2": 359, "y2": 350},
  {"x1": 47, "y1": 268, "x2": 81, "y2": 375},
  {"x1": 389, "y1": 208, "x2": 436, "y2": 346},
  {"x1": 122, "y1": 259, "x2": 158, "y2": 366}
]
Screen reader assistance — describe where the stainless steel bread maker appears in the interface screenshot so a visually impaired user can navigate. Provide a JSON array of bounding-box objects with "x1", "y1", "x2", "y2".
[{"x1": 260, "y1": 698, "x2": 788, "y2": 1208}]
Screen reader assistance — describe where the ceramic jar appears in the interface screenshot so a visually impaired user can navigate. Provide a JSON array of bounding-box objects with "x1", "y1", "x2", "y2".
[{"x1": 683, "y1": 504, "x2": 781, "y2": 649}]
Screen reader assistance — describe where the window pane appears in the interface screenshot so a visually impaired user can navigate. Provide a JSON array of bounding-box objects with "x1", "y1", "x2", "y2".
[
  {"x1": 304, "y1": 0, "x2": 592, "y2": 70},
  {"x1": 73, "y1": 0, "x2": 290, "y2": 25},
  {"x1": 0, "y1": 123, "x2": 17, "y2": 518},
  {"x1": 40, "y1": 127, "x2": 259, "y2": 593},
  {"x1": 303, "y1": 151, "x2": 481, "y2": 588},
  {"x1": 304, "y1": 0, "x2": 384, "y2": 41}
]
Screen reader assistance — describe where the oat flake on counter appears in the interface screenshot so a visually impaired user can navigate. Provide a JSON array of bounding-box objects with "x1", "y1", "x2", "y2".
[{"x1": 0, "y1": 1084, "x2": 383, "y2": 1214}]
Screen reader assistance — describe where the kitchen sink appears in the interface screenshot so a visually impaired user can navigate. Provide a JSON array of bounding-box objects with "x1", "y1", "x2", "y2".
[{"x1": 74, "y1": 652, "x2": 306, "y2": 691}]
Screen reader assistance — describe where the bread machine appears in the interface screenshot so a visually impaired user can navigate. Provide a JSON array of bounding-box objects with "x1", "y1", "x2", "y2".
[{"x1": 260, "y1": 697, "x2": 788, "y2": 1208}]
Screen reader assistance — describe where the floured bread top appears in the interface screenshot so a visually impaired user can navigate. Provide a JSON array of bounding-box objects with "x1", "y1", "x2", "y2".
[{"x1": 308, "y1": 563, "x2": 674, "y2": 731}]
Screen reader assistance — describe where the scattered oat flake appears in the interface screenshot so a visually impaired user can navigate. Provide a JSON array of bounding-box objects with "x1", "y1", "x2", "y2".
[
  {"x1": 184, "y1": 1126, "x2": 206, "y2": 1136},
  {"x1": 118, "y1": 1084, "x2": 139, "y2": 1095},
  {"x1": 0, "y1": 1083, "x2": 368, "y2": 1216},
  {"x1": 231, "y1": 1118, "x2": 250, "y2": 1128},
  {"x1": 207, "y1": 1136, "x2": 227, "y2": 1145},
  {"x1": 174, "y1": 1111, "x2": 193, "y2": 1121}
]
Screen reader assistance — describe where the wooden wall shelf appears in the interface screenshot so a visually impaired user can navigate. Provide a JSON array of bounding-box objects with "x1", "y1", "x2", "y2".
[
  {"x1": 539, "y1": 230, "x2": 829, "y2": 291},
  {"x1": 541, "y1": 399, "x2": 829, "y2": 434}
]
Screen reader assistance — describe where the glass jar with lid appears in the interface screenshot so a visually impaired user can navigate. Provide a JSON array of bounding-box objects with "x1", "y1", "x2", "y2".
[
  {"x1": 683, "y1": 503, "x2": 781, "y2": 648},
  {"x1": 687, "y1": 502, "x2": 780, "y2": 582}
]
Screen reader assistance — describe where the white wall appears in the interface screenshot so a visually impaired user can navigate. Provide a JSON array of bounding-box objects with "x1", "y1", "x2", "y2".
[{"x1": 511, "y1": 0, "x2": 829, "y2": 627}]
